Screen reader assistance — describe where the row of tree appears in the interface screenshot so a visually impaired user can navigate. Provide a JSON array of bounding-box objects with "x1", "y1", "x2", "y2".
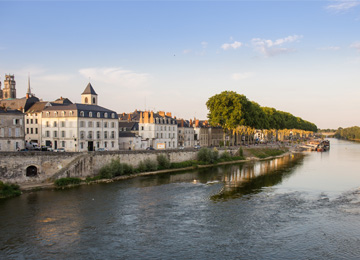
[
  {"x1": 206, "y1": 91, "x2": 317, "y2": 132},
  {"x1": 334, "y1": 127, "x2": 360, "y2": 140}
]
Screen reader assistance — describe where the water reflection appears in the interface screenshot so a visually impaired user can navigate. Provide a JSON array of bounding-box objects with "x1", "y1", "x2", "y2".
[{"x1": 211, "y1": 153, "x2": 305, "y2": 201}]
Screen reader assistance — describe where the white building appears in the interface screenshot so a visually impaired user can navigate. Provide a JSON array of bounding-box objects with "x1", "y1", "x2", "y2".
[
  {"x1": 40, "y1": 83, "x2": 119, "y2": 152},
  {"x1": 177, "y1": 119, "x2": 195, "y2": 148},
  {"x1": 139, "y1": 111, "x2": 178, "y2": 149}
]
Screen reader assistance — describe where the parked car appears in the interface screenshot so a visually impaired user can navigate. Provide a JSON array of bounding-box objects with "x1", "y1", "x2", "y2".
[
  {"x1": 146, "y1": 147, "x2": 155, "y2": 150},
  {"x1": 178, "y1": 146, "x2": 185, "y2": 150},
  {"x1": 54, "y1": 148, "x2": 65, "y2": 152},
  {"x1": 194, "y1": 145, "x2": 201, "y2": 149}
]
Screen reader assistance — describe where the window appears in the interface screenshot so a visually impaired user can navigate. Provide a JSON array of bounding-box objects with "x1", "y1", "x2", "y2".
[
  {"x1": 104, "y1": 141, "x2": 107, "y2": 148},
  {"x1": 157, "y1": 133, "x2": 159, "y2": 138},
  {"x1": 111, "y1": 113, "x2": 115, "y2": 118},
  {"x1": 141, "y1": 126, "x2": 144, "y2": 130},
  {"x1": 35, "y1": 119, "x2": 38, "y2": 124},
  {"x1": 53, "y1": 121, "x2": 57, "y2": 127},
  {"x1": 111, "y1": 122, "x2": 115, "y2": 128},
  {"x1": 88, "y1": 121, "x2": 93, "y2": 127},
  {"x1": 54, "y1": 131, "x2": 58, "y2": 138},
  {"x1": 111, "y1": 141, "x2": 114, "y2": 148},
  {"x1": 161, "y1": 133, "x2": 163, "y2": 138},
  {"x1": 104, "y1": 113, "x2": 108, "y2": 118},
  {"x1": 8, "y1": 129, "x2": 11, "y2": 137},
  {"x1": 46, "y1": 112, "x2": 49, "y2": 117},
  {"x1": 111, "y1": 131, "x2": 115, "y2": 139},
  {"x1": 61, "y1": 121, "x2": 65, "y2": 127},
  {"x1": 31, "y1": 128, "x2": 33, "y2": 134},
  {"x1": 80, "y1": 121, "x2": 85, "y2": 127},
  {"x1": 96, "y1": 122, "x2": 101, "y2": 128},
  {"x1": 54, "y1": 111, "x2": 58, "y2": 117},
  {"x1": 27, "y1": 119, "x2": 29, "y2": 124},
  {"x1": 104, "y1": 122, "x2": 108, "y2": 128},
  {"x1": 97, "y1": 142, "x2": 100, "y2": 148},
  {"x1": 85, "y1": 97, "x2": 88, "y2": 103},
  {"x1": 46, "y1": 131, "x2": 50, "y2": 137},
  {"x1": 70, "y1": 111, "x2": 73, "y2": 116},
  {"x1": 93, "y1": 97, "x2": 96, "y2": 104},
  {"x1": 61, "y1": 131, "x2": 66, "y2": 138},
  {"x1": 80, "y1": 131, "x2": 85, "y2": 139},
  {"x1": 80, "y1": 142, "x2": 84, "y2": 149},
  {"x1": 62, "y1": 141, "x2": 66, "y2": 147},
  {"x1": 80, "y1": 111, "x2": 84, "y2": 117},
  {"x1": 89, "y1": 112, "x2": 93, "y2": 117},
  {"x1": 15, "y1": 128, "x2": 20, "y2": 137},
  {"x1": 97, "y1": 112, "x2": 100, "y2": 118},
  {"x1": 97, "y1": 131, "x2": 101, "y2": 139},
  {"x1": 104, "y1": 131, "x2": 108, "y2": 139},
  {"x1": 88, "y1": 131, "x2": 93, "y2": 139},
  {"x1": 35, "y1": 128, "x2": 38, "y2": 134},
  {"x1": 27, "y1": 128, "x2": 29, "y2": 134},
  {"x1": 61, "y1": 111, "x2": 65, "y2": 116},
  {"x1": 46, "y1": 121, "x2": 49, "y2": 127}
]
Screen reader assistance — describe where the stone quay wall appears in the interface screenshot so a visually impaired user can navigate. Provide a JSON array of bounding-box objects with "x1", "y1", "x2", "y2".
[{"x1": 0, "y1": 149, "x2": 231, "y2": 185}]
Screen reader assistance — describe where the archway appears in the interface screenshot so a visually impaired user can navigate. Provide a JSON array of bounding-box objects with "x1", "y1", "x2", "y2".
[{"x1": 26, "y1": 166, "x2": 38, "y2": 177}]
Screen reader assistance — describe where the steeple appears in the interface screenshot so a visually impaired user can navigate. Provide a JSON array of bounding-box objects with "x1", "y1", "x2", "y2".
[
  {"x1": 26, "y1": 73, "x2": 31, "y2": 99},
  {"x1": 81, "y1": 82, "x2": 98, "y2": 105}
]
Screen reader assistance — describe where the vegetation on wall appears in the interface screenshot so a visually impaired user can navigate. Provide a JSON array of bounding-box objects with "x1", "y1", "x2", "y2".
[{"x1": 0, "y1": 181, "x2": 21, "y2": 199}]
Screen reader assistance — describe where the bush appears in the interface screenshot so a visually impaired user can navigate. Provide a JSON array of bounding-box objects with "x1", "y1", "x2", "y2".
[
  {"x1": 54, "y1": 177, "x2": 82, "y2": 187},
  {"x1": 144, "y1": 158, "x2": 158, "y2": 171},
  {"x1": 170, "y1": 160, "x2": 198, "y2": 169},
  {"x1": 99, "y1": 159, "x2": 124, "y2": 179},
  {"x1": 219, "y1": 151, "x2": 232, "y2": 161},
  {"x1": 122, "y1": 163, "x2": 134, "y2": 175},
  {"x1": 137, "y1": 161, "x2": 147, "y2": 172},
  {"x1": 157, "y1": 154, "x2": 171, "y2": 169},
  {"x1": 197, "y1": 147, "x2": 219, "y2": 164},
  {"x1": 0, "y1": 181, "x2": 21, "y2": 198}
]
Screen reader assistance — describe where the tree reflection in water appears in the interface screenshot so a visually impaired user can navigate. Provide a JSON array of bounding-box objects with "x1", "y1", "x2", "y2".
[{"x1": 211, "y1": 153, "x2": 305, "y2": 201}]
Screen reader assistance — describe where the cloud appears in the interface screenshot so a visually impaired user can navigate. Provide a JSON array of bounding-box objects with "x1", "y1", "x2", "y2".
[
  {"x1": 318, "y1": 46, "x2": 341, "y2": 51},
  {"x1": 251, "y1": 35, "x2": 303, "y2": 57},
  {"x1": 221, "y1": 41, "x2": 242, "y2": 50},
  {"x1": 350, "y1": 41, "x2": 360, "y2": 50},
  {"x1": 326, "y1": 0, "x2": 360, "y2": 11},
  {"x1": 79, "y1": 67, "x2": 150, "y2": 89},
  {"x1": 183, "y1": 49, "x2": 192, "y2": 54},
  {"x1": 201, "y1": 41, "x2": 208, "y2": 48},
  {"x1": 232, "y1": 72, "x2": 255, "y2": 80}
]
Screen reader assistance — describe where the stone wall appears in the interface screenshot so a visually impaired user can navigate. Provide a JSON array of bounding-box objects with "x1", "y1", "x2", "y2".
[{"x1": 0, "y1": 149, "x2": 206, "y2": 185}]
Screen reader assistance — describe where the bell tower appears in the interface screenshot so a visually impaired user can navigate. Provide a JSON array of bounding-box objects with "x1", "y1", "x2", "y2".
[
  {"x1": 3, "y1": 74, "x2": 16, "y2": 99},
  {"x1": 81, "y1": 82, "x2": 98, "y2": 105}
]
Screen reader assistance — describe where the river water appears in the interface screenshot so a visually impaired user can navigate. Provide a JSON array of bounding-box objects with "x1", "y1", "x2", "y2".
[{"x1": 1, "y1": 138, "x2": 360, "y2": 259}]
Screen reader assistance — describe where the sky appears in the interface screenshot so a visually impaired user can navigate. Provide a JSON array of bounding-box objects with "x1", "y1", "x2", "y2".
[{"x1": 0, "y1": 0, "x2": 360, "y2": 130}]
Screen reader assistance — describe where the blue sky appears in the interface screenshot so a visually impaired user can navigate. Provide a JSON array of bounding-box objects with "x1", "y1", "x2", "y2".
[{"x1": 1, "y1": 0, "x2": 360, "y2": 129}]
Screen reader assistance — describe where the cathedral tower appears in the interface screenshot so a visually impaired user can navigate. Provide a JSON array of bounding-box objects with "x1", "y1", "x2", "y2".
[
  {"x1": 81, "y1": 83, "x2": 98, "y2": 105},
  {"x1": 3, "y1": 74, "x2": 16, "y2": 99}
]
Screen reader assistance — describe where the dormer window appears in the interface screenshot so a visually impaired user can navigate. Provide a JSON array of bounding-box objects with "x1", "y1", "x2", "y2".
[
  {"x1": 111, "y1": 113, "x2": 115, "y2": 119},
  {"x1": 97, "y1": 112, "x2": 100, "y2": 118},
  {"x1": 104, "y1": 113, "x2": 108, "y2": 118},
  {"x1": 89, "y1": 112, "x2": 93, "y2": 117},
  {"x1": 61, "y1": 111, "x2": 65, "y2": 116},
  {"x1": 80, "y1": 111, "x2": 84, "y2": 117}
]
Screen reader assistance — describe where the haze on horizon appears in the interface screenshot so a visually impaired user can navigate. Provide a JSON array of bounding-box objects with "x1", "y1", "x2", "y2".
[{"x1": 0, "y1": 0, "x2": 359, "y2": 130}]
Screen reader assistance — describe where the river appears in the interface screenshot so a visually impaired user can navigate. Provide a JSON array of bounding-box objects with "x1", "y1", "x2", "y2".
[{"x1": 1, "y1": 138, "x2": 360, "y2": 259}]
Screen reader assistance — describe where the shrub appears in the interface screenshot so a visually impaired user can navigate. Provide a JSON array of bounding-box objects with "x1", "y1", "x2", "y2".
[
  {"x1": 0, "y1": 181, "x2": 21, "y2": 198},
  {"x1": 122, "y1": 163, "x2": 134, "y2": 175},
  {"x1": 197, "y1": 147, "x2": 219, "y2": 164},
  {"x1": 219, "y1": 151, "x2": 232, "y2": 161},
  {"x1": 157, "y1": 154, "x2": 171, "y2": 169},
  {"x1": 144, "y1": 158, "x2": 158, "y2": 171},
  {"x1": 170, "y1": 160, "x2": 198, "y2": 169},
  {"x1": 137, "y1": 161, "x2": 147, "y2": 172},
  {"x1": 54, "y1": 177, "x2": 82, "y2": 187}
]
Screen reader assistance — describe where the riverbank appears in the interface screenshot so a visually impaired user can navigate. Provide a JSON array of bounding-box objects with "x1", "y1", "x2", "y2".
[{"x1": 18, "y1": 145, "x2": 295, "y2": 192}]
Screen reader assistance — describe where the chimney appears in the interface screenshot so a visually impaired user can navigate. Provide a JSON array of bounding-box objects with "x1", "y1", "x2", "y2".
[
  {"x1": 159, "y1": 111, "x2": 165, "y2": 117},
  {"x1": 128, "y1": 113, "x2": 131, "y2": 121},
  {"x1": 166, "y1": 112, "x2": 172, "y2": 118},
  {"x1": 139, "y1": 112, "x2": 143, "y2": 123},
  {"x1": 190, "y1": 119, "x2": 193, "y2": 127},
  {"x1": 150, "y1": 111, "x2": 154, "y2": 123},
  {"x1": 195, "y1": 120, "x2": 199, "y2": 127}
]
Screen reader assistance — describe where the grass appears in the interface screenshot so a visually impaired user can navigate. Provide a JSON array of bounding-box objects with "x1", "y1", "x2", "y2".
[
  {"x1": 248, "y1": 148, "x2": 287, "y2": 159},
  {"x1": 54, "y1": 177, "x2": 82, "y2": 187},
  {"x1": 0, "y1": 181, "x2": 21, "y2": 199}
]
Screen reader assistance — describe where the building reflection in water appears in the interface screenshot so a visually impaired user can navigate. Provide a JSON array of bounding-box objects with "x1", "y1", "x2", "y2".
[{"x1": 212, "y1": 153, "x2": 305, "y2": 201}]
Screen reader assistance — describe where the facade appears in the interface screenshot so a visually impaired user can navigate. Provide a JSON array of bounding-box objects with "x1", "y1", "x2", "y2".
[
  {"x1": 39, "y1": 83, "x2": 118, "y2": 152},
  {"x1": 177, "y1": 119, "x2": 195, "y2": 148},
  {"x1": 0, "y1": 75, "x2": 16, "y2": 99},
  {"x1": 0, "y1": 107, "x2": 25, "y2": 151},
  {"x1": 193, "y1": 119, "x2": 224, "y2": 147},
  {"x1": 139, "y1": 111, "x2": 178, "y2": 149},
  {"x1": 118, "y1": 121, "x2": 142, "y2": 150}
]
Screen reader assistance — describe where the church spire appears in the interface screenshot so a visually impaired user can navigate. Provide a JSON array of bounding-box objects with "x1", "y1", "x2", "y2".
[{"x1": 26, "y1": 73, "x2": 31, "y2": 99}]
